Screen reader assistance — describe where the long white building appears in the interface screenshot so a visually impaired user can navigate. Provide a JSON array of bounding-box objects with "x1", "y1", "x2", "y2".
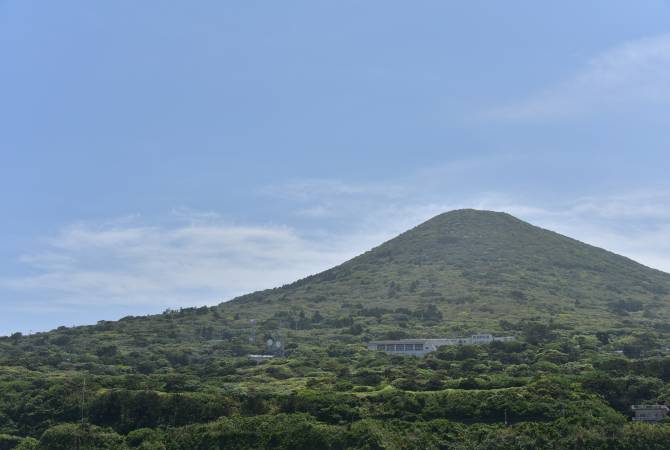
[{"x1": 367, "y1": 334, "x2": 514, "y2": 356}]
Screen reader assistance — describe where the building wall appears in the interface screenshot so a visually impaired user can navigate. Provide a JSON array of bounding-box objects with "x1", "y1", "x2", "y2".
[
  {"x1": 368, "y1": 335, "x2": 515, "y2": 356},
  {"x1": 633, "y1": 411, "x2": 667, "y2": 421}
]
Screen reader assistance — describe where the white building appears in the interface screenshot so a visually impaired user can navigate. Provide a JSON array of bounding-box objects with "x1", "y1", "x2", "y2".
[
  {"x1": 367, "y1": 334, "x2": 514, "y2": 356},
  {"x1": 631, "y1": 405, "x2": 669, "y2": 422}
]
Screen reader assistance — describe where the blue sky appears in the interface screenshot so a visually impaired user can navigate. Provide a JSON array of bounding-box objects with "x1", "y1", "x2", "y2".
[{"x1": 2, "y1": 1, "x2": 670, "y2": 335}]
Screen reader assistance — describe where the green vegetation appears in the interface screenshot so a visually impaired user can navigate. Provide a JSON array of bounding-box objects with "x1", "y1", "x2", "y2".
[{"x1": 3, "y1": 210, "x2": 670, "y2": 448}]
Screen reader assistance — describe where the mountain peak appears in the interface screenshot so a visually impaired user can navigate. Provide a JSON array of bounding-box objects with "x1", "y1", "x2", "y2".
[
  {"x1": 428, "y1": 208, "x2": 510, "y2": 219},
  {"x1": 234, "y1": 209, "x2": 670, "y2": 330},
  {"x1": 372, "y1": 208, "x2": 539, "y2": 260},
  {"x1": 407, "y1": 209, "x2": 526, "y2": 237}
]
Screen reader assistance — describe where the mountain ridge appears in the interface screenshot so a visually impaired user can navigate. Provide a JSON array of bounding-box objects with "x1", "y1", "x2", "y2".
[
  {"x1": 4, "y1": 209, "x2": 670, "y2": 337},
  {"x1": 224, "y1": 209, "x2": 670, "y2": 332}
]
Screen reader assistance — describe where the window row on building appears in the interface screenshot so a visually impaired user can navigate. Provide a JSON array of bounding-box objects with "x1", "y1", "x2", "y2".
[{"x1": 377, "y1": 343, "x2": 424, "y2": 352}]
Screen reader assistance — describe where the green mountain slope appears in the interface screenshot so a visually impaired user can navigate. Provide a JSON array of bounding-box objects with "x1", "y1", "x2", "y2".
[
  {"x1": 226, "y1": 209, "x2": 670, "y2": 331},
  {"x1": 4, "y1": 209, "x2": 670, "y2": 448}
]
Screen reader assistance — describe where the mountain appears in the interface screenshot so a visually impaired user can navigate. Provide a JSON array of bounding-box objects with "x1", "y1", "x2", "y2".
[
  {"x1": 4, "y1": 209, "x2": 670, "y2": 449},
  {"x1": 6, "y1": 209, "x2": 670, "y2": 356},
  {"x1": 225, "y1": 209, "x2": 670, "y2": 332}
]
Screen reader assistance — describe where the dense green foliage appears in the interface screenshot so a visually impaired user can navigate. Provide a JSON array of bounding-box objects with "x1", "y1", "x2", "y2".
[{"x1": 3, "y1": 210, "x2": 670, "y2": 448}]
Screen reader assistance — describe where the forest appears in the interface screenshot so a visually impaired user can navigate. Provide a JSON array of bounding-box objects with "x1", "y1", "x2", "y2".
[{"x1": 3, "y1": 304, "x2": 670, "y2": 449}]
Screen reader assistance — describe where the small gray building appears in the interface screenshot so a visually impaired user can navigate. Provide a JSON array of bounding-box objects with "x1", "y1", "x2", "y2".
[
  {"x1": 631, "y1": 405, "x2": 669, "y2": 422},
  {"x1": 367, "y1": 334, "x2": 514, "y2": 356}
]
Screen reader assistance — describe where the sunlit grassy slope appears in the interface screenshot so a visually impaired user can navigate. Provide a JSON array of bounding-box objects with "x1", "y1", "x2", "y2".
[{"x1": 226, "y1": 209, "x2": 670, "y2": 332}]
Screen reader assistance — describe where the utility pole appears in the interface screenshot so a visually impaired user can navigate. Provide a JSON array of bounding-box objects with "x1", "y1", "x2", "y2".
[
  {"x1": 277, "y1": 321, "x2": 284, "y2": 357},
  {"x1": 249, "y1": 319, "x2": 257, "y2": 344},
  {"x1": 504, "y1": 408, "x2": 508, "y2": 426},
  {"x1": 281, "y1": 328, "x2": 286, "y2": 357},
  {"x1": 81, "y1": 378, "x2": 86, "y2": 426},
  {"x1": 76, "y1": 377, "x2": 86, "y2": 450}
]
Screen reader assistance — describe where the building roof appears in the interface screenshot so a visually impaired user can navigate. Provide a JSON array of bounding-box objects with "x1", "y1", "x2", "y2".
[
  {"x1": 631, "y1": 405, "x2": 669, "y2": 410},
  {"x1": 368, "y1": 336, "x2": 511, "y2": 345}
]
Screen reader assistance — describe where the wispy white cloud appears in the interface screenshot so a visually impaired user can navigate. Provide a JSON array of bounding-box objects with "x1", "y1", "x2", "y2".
[
  {"x1": 490, "y1": 33, "x2": 670, "y2": 119},
  {"x1": 2, "y1": 214, "x2": 367, "y2": 309},
  {"x1": 262, "y1": 155, "x2": 524, "y2": 226},
  {"x1": 260, "y1": 178, "x2": 407, "y2": 203}
]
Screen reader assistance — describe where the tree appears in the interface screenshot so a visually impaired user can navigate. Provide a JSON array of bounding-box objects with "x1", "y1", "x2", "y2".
[
  {"x1": 311, "y1": 311, "x2": 323, "y2": 323},
  {"x1": 522, "y1": 322, "x2": 554, "y2": 345},
  {"x1": 10, "y1": 332, "x2": 22, "y2": 345},
  {"x1": 95, "y1": 345, "x2": 118, "y2": 358}
]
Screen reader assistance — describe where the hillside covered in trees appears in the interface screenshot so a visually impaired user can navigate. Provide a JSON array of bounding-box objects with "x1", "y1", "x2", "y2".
[{"x1": 3, "y1": 210, "x2": 670, "y2": 449}]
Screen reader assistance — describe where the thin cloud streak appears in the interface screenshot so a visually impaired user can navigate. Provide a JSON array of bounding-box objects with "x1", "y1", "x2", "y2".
[
  {"x1": 2, "y1": 217, "x2": 367, "y2": 309},
  {"x1": 489, "y1": 33, "x2": 670, "y2": 119}
]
